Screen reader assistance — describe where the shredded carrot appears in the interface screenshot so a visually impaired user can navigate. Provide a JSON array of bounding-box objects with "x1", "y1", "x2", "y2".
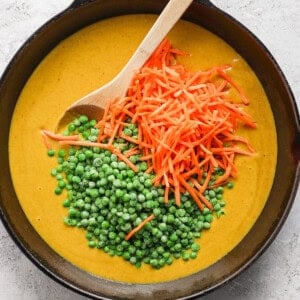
[
  {"x1": 58, "y1": 140, "x2": 114, "y2": 151},
  {"x1": 40, "y1": 130, "x2": 52, "y2": 150},
  {"x1": 112, "y1": 149, "x2": 139, "y2": 173},
  {"x1": 217, "y1": 68, "x2": 249, "y2": 105},
  {"x1": 94, "y1": 38, "x2": 256, "y2": 211},
  {"x1": 123, "y1": 147, "x2": 139, "y2": 158},
  {"x1": 125, "y1": 214, "x2": 155, "y2": 241},
  {"x1": 42, "y1": 130, "x2": 79, "y2": 141}
]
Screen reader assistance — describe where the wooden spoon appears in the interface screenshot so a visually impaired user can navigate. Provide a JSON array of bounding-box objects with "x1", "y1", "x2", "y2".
[{"x1": 58, "y1": 0, "x2": 193, "y2": 127}]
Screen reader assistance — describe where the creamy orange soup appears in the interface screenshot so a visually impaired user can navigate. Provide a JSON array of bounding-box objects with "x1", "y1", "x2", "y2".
[{"x1": 9, "y1": 15, "x2": 276, "y2": 283}]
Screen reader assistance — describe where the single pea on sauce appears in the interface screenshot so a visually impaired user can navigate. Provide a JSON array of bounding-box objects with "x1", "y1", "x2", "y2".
[{"x1": 9, "y1": 15, "x2": 277, "y2": 283}]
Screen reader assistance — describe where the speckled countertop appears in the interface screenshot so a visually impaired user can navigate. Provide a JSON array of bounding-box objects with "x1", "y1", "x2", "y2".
[{"x1": 0, "y1": 1, "x2": 299, "y2": 299}]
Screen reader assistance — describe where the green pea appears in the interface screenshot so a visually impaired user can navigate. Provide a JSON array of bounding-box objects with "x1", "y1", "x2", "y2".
[
  {"x1": 58, "y1": 149, "x2": 65, "y2": 158},
  {"x1": 58, "y1": 180, "x2": 66, "y2": 188},
  {"x1": 81, "y1": 210, "x2": 89, "y2": 219},
  {"x1": 214, "y1": 203, "x2": 221, "y2": 211},
  {"x1": 208, "y1": 190, "x2": 216, "y2": 198},
  {"x1": 78, "y1": 153, "x2": 86, "y2": 161},
  {"x1": 219, "y1": 200, "x2": 226, "y2": 207},
  {"x1": 72, "y1": 176, "x2": 81, "y2": 184},
  {"x1": 84, "y1": 149, "x2": 94, "y2": 158},
  {"x1": 215, "y1": 193, "x2": 222, "y2": 200},
  {"x1": 217, "y1": 186, "x2": 224, "y2": 194},
  {"x1": 191, "y1": 243, "x2": 200, "y2": 252},
  {"x1": 62, "y1": 199, "x2": 71, "y2": 207},
  {"x1": 227, "y1": 182, "x2": 234, "y2": 189},
  {"x1": 79, "y1": 115, "x2": 89, "y2": 124},
  {"x1": 54, "y1": 187, "x2": 62, "y2": 195},
  {"x1": 89, "y1": 120, "x2": 97, "y2": 127},
  {"x1": 182, "y1": 252, "x2": 190, "y2": 261},
  {"x1": 202, "y1": 207, "x2": 211, "y2": 215},
  {"x1": 47, "y1": 149, "x2": 55, "y2": 157},
  {"x1": 205, "y1": 214, "x2": 213, "y2": 223},
  {"x1": 88, "y1": 240, "x2": 96, "y2": 248},
  {"x1": 50, "y1": 169, "x2": 57, "y2": 177},
  {"x1": 57, "y1": 157, "x2": 64, "y2": 164},
  {"x1": 68, "y1": 123, "x2": 76, "y2": 132},
  {"x1": 203, "y1": 222, "x2": 211, "y2": 229}
]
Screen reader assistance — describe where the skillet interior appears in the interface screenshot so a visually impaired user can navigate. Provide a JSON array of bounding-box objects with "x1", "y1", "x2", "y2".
[{"x1": 0, "y1": 0, "x2": 299, "y2": 299}]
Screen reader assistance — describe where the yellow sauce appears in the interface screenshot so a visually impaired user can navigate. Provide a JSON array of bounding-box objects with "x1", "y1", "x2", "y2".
[{"x1": 9, "y1": 15, "x2": 277, "y2": 283}]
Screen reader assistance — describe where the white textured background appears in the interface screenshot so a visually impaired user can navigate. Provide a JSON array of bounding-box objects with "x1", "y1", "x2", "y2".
[{"x1": 0, "y1": 1, "x2": 299, "y2": 299}]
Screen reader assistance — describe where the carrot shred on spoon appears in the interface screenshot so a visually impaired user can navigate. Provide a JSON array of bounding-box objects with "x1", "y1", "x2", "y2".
[{"x1": 42, "y1": 130, "x2": 79, "y2": 141}]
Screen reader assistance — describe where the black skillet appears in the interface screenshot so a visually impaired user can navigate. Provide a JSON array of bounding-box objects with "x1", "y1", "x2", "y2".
[{"x1": 0, "y1": 0, "x2": 299, "y2": 299}]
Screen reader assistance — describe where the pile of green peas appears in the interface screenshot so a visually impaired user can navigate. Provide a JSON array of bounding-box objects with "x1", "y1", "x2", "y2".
[{"x1": 47, "y1": 115, "x2": 228, "y2": 269}]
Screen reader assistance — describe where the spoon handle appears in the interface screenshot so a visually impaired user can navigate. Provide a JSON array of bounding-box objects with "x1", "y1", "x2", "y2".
[{"x1": 116, "y1": 0, "x2": 193, "y2": 85}]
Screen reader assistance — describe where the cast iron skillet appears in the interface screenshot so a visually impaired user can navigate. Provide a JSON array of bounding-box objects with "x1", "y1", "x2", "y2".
[{"x1": 0, "y1": 0, "x2": 299, "y2": 299}]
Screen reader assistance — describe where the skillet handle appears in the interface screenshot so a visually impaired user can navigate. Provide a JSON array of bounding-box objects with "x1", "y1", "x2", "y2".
[{"x1": 70, "y1": 0, "x2": 215, "y2": 8}]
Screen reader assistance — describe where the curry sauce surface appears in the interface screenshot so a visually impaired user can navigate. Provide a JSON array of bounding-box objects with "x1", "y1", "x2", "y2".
[{"x1": 9, "y1": 15, "x2": 277, "y2": 283}]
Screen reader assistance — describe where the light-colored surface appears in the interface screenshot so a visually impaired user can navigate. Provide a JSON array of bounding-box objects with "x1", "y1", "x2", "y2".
[{"x1": 0, "y1": 0, "x2": 299, "y2": 299}]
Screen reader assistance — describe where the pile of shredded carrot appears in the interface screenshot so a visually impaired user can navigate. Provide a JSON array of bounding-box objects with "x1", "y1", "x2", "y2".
[
  {"x1": 94, "y1": 38, "x2": 257, "y2": 210},
  {"x1": 44, "y1": 38, "x2": 257, "y2": 212}
]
